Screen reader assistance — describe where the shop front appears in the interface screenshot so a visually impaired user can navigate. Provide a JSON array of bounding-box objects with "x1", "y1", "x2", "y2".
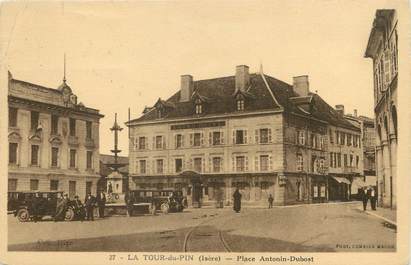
[{"x1": 328, "y1": 175, "x2": 352, "y2": 201}]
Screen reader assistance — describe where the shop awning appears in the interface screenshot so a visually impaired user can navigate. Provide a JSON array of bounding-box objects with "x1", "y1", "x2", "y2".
[{"x1": 332, "y1": 176, "x2": 351, "y2": 185}]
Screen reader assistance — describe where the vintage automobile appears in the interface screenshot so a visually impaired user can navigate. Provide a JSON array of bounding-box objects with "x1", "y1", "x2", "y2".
[
  {"x1": 129, "y1": 189, "x2": 185, "y2": 215},
  {"x1": 7, "y1": 191, "x2": 81, "y2": 222}
]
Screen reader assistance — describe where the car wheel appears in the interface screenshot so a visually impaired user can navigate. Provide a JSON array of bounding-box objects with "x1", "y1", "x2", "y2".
[
  {"x1": 64, "y1": 208, "x2": 75, "y2": 221},
  {"x1": 160, "y1": 203, "x2": 169, "y2": 214},
  {"x1": 17, "y1": 209, "x2": 30, "y2": 222}
]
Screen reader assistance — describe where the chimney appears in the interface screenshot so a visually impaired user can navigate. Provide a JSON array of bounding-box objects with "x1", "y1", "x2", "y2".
[
  {"x1": 235, "y1": 65, "x2": 250, "y2": 91},
  {"x1": 335, "y1": 104, "x2": 345, "y2": 116},
  {"x1": 293, "y1": 75, "x2": 309, "y2": 96},
  {"x1": 354, "y1": 109, "x2": 358, "y2": 117},
  {"x1": 180, "y1": 75, "x2": 193, "y2": 102}
]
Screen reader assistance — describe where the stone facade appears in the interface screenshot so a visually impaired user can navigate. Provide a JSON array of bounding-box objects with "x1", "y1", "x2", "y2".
[
  {"x1": 8, "y1": 72, "x2": 104, "y2": 200},
  {"x1": 127, "y1": 65, "x2": 362, "y2": 207},
  {"x1": 365, "y1": 9, "x2": 398, "y2": 208}
]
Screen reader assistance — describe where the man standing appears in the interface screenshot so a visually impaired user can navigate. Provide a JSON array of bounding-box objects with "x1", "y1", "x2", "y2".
[
  {"x1": 124, "y1": 191, "x2": 134, "y2": 217},
  {"x1": 54, "y1": 193, "x2": 69, "y2": 222},
  {"x1": 233, "y1": 188, "x2": 242, "y2": 213},
  {"x1": 97, "y1": 190, "x2": 106, "y2": 218},
  {"x1": 370, "y1": 187, "x2": 377, "y2": 211},
  {"x1": 74, "y1": 195, "x2": 85, "y2": 221},
  {"x1": 362, "y1": 187, "x2": 370, "y2": 211},
  {"x1": 31, "y1": 192, "x2": 42, "y2": 222},
  {"x1": 268, "y1": 194, "x2": 274, "y2": 209},
  {"x1": 85, "y1": 192, "x2": 96, "y2": 221}
]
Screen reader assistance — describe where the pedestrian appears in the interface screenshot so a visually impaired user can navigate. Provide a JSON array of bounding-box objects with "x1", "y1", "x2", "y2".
[
  {"x1": 124, "y1": 191, "x2": 134, "y2": 217},
  {"x1": 97, "y1": 190, "x2": 106, "y2": 218},
  {"x1": 74, "y1": 195, "x2": 86, "y2": 221},
  {"x1": 370, "y1": 187, "x2": 377, "y2": 211},
  {"x1": 233, "y1": 188, "x2": 242, "y2": 213},
  {"x1": 268, "y1": 194, "x2": 274, "y2": 209},
  {"x1": 54, "y1": 193, "x2": 69, "y2": 222},
  {"x1": 362, "y1": 187, "x2": 370, "y2": 211},
  {"x1": 31, "y1": 192, "x2": 42, "y2": 222},
  {"x1": 85, "y1": 192, "x2": 96, "y2": 221}
]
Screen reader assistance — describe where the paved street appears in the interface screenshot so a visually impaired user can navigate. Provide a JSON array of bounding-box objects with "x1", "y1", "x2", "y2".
[{"x1": 8, "y1": 202, "x2": 396, "y2": 252}]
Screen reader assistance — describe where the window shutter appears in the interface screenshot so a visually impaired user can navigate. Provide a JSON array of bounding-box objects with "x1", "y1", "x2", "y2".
[
  {"x1": 162, "y1": 136, "x2": 166, "y2": 149},
  {"x1": 255, "y1": 129, "x2": 259, "y2": 144},
  {"x1": 145, "y1": 137, "x2": 149, "y2": 150},
  {"x1": 221, "y1": 131, "x2": 224, "y2": 144},
  {"x1": 151, "y1": 160, "x2": 155, "y2": 174},
  {"x1": 171, "y1": 159, "x2": 175, "y2": 174},
  {"x1": 245, "y1": 156, "x2": 249, "y2": 171},
  {"x1": 137, "y1": 137, "x2": 141, "y2": 150},
  {"x1": 220, "y1": 157, "x2": 224, "y2": 172},
  {"x1": 208, "y1": 157, "x2": 212, "y2": 172},
  {"x1": 190, "y1": 133, "x2": 193, "y2": 146},
  {"x1": 384, "y1": 51, "x2": 391, "y2": 87},
  {"x1": 232, "y1": 130, "x2": 236, "y2": 144},
  {"x1": 295, "y1": 131, "x2": 298, "y2": 144},
  {"x1": 189, "y1": 158, "x2": 193, "y2": 170},
  {"x1": 152, "y1": 136, "x2": 155, "y2": 149},
  {"x1": 201, "y1": 132, "x2": 204, "y2": 146},
  {"x1": 202, "y1": 158, "x2": 205, "y2": 173},
  {"x1": 269, "y1": 155, "x2": 273, "y2": 171},
  {"x1": 232, "y1": 156, "x2": 235, "y2": 172},
  {"x1": 244, "y1": 130, "x2": 248, "y2": 144},
  {"x1": 163, "y1": 159, "x2": 167, "y2": 173},
  {"x1": 255, "y1": 155, "x2": 259, "y2": 172},
  {"x1": 130, "y1": 137, "x2": 135, "y2": 150},
  {"x1": 209, "y1": 132, "x2": 212, "y2": 146},
  {"x1": 268, "y1": 128, "x2": 272, "y2": 143},
  {"x1": 181, "y1": 135, "x2": 185, "y2": 148},
  {"x1": 174, "y1": 134, "x2": 177, "y2": 149},
  {"x1": 135, "y1": 160, "x2": 139, "y2": 174},
  {"x1": 182, "y1": 158, "x2": 185, "y2": 171}
]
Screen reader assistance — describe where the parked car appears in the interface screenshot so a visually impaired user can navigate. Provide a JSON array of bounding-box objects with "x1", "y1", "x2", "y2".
[
  {"x1": 7, "y1": 191, "x2": 81, "y2": 222},
  {"x1": 130, "y1": 189, "x2": 185, "y2": 214}
]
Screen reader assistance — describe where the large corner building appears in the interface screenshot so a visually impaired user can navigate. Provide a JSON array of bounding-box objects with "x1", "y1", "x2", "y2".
[
  {"x1": 365, "y1": 9, "x2": 398, "y2": 208},
  {"x1": 8, "y1": 72, "x2": 104, "y2": 199},
  {"x1": 127, "y1": 65, "x2": 362, "y2": 207}
]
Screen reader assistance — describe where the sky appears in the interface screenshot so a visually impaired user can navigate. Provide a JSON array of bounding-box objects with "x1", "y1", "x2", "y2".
[{"x1": 0, "y1": 0, "x2": 402, "y2": 156}]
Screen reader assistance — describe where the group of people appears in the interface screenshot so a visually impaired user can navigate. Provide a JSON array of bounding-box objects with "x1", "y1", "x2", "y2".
[
  {"x1": 29, "y1": 191, "x2": 108, "y2": 222},
  {"x1": 77, "y1": 191, "x2": 107, "y2": 221},
  {"x1": 361, "y1": 186, "x2": 377, "y2": 211}
]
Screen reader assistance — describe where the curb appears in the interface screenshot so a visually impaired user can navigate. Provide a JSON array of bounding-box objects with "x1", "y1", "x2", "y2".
[
  {"x1": 198, "y1": 201, "x2": 360, "y2": 209},
  {"x1": 357, "y1": 208, "x2": 397, "y2": 228}
]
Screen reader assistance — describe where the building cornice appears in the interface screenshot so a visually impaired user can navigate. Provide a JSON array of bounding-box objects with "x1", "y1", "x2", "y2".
[
  {"x1": 127, "y1": 109, "x2": 284, "y2": 127},
  {"x1": 9, "y1": 95, "x2": 104, "y2": 119}
]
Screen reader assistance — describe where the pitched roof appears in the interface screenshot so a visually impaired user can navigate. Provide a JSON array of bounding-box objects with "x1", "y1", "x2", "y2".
[
  {"x1": 128, "y1": 71, "x2": 359, "y2": 131},
  {"x1": 130, "y1": 73, "x2": 288, "y2": 123}
]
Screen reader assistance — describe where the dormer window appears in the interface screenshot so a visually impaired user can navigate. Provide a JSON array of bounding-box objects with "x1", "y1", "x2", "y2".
[
  {"x1": 157, "y1": 109, "x2": 162, "y2": 119},
  {"x1": 194, "y1": 98, "x2": 203, "y2": 114},
  {"x1": 195, "y1": 104, "x2": 202, "y2": 114},
  {"x1": 237, "y1": 99, "x2": 244, "y2": 111}
]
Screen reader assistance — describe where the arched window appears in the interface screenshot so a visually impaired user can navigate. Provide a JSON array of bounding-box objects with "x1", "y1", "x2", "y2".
[
  {"x1": 377, "y1": 124, "x2": 382, "y2": 142},
  {"x1": 384, "y1": 115, "x2": 389, "y2": 140},
  {"x1": 392, "y1": 105, "x2": 398, "y2": 138}
]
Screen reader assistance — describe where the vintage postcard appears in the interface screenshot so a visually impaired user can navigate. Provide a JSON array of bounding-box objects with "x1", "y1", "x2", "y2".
[{"x1": 0, "y1": 1, "x2": 409, "y2": 265}]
